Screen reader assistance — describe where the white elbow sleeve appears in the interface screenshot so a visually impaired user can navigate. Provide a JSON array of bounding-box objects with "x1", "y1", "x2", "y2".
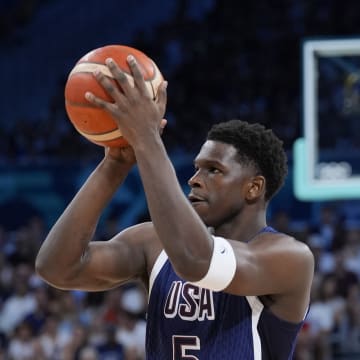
[{"x1": 191, "y1": 236, "x2": 237, "y2": 292}]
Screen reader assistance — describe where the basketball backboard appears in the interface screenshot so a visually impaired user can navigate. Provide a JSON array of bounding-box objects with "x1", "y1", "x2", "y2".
[{"x1": 294, "y1": 38, "x2": 360, "y2": 200}]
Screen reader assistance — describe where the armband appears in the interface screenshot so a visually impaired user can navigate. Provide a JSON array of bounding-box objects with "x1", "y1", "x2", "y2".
[{"x1": 191, "y1": 236, "x2": 236, "y2": 292}]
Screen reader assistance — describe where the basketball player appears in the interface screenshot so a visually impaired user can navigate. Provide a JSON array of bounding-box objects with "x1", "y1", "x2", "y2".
[{"x1": 36, "y1": 56, "x2": 314, "y2": 359}]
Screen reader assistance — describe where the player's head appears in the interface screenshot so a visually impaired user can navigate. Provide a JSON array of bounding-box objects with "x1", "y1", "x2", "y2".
[{"x1": 206, "y1": 119, "x2": 288, "y2": 201}]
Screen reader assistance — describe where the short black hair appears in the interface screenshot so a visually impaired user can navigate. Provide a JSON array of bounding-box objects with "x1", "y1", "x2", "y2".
[{"x1": 207, "y1": 120, "x2": 288, "y2": 201}]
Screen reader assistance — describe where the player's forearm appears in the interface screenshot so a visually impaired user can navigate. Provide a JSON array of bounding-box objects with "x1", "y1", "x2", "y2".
[
  {"x1": 134, "y1": 137, "x2": 213, "y2": 281},
  {"x1": 35, "y1": 158, "x2": 131, "y2": 284}
]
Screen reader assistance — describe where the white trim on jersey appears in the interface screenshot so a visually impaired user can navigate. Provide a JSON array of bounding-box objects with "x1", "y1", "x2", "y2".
[
  {"x1": 149, "y1": 250, "x2": 168, "y2": 296},
  {"x1": 246, "y1": 295, "x2": 264, "y2": 360}
]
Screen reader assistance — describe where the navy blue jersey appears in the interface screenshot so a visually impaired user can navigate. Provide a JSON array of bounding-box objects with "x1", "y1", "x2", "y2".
[{"x1": 145, "y1": 227, "x2": 305, "y2": 359}]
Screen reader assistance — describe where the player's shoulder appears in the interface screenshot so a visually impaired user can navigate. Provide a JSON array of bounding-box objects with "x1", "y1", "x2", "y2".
[{"x1": 252, "y1": 230, "x2": 314, "y2": 261}]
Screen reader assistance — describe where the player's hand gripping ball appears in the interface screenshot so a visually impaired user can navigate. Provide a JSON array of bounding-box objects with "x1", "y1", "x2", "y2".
[{"x1": 64, "y1": 45, "x2": 164, "y2": 147}]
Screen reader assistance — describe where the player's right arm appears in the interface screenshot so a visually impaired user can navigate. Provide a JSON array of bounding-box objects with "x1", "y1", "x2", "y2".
[{"x1": 35, "y1": 148, "x2": 152, "y2": 291}]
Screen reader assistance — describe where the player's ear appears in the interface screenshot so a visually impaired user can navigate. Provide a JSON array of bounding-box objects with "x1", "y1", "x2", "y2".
[{"x1": 245, "y1": 175, "x2": 266, "y2": 201}]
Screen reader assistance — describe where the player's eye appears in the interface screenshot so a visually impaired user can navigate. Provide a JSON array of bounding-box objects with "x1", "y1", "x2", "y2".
[{"x1": 209, "y1": 167, "x2": 221, "y2": 174}]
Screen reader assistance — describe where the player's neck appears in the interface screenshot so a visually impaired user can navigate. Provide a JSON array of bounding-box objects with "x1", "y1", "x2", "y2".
[{"x1": 213, "y1": 209, "x2": 267, "y2": 242}]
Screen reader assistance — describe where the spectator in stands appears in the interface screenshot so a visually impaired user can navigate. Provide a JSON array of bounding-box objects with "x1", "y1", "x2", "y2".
[
  {"x1": 96, "y1": 325, "x2": 124, "y2": 359},
  {"x1": 0, "y1": 264, "x2": 36, "y2": 336},
  {"x1": 306, "y1": 274, "x2": 346, "y2": 359},
  {"x1": 7, "y1": 321, "x2": 37, "y2": 360}
]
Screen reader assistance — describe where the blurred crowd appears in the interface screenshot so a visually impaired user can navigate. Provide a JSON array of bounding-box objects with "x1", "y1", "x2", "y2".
[
  {"x1": 0, "y1": 215, "x2": 148, "y2": 360},
  {"x1": 273, "y1": 207, "x2": 360, "y2": 359},
  {"x1": 2, "y1": 0, "x2": 360, "y2": 359}
]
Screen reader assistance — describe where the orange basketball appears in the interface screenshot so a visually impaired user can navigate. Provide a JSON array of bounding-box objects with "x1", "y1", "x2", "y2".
[{"x1": 64, "y1": 45, "x2": 164, "y2": 147}]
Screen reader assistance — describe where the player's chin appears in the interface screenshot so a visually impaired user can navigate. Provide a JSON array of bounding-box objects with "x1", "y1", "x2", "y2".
[
  {"x1": 190, "y1": 201, "x2": 208, "y2": 212},
  {"x1": 191, "y1": 206, "x2": 219, "y2": 228},
  {"x1": 191, "y1": 202, "x2": 210, "y2": 219}
]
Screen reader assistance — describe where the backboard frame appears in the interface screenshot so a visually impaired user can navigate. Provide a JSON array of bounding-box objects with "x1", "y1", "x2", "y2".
[{"x1": 294, "y1": 38, "x2": 360, "y2": 200}]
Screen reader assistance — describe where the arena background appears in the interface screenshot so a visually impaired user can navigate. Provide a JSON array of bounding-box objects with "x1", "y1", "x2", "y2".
[{"x1": 1, "y1": 0, "x2": 360, "y2": 359}]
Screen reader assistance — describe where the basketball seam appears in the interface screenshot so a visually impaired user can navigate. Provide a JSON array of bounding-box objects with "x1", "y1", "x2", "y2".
[
  {"x1": 74, "y1": 126, "x2": 123, "y2": 140},
  {"x1": 69, "y1": 61, "x2": 158, "y2": 81},
  {"x1": 74, "y1": 61, "x2": 133, "y2": 76},
  {"x1": 65, "y1": 100, "x2": 112, "y2": 108},
  {"x1": 74, "y1": 126, "x2": 120, "y2": 135}
]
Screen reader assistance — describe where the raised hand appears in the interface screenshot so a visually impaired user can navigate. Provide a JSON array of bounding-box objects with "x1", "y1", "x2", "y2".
[
  {"x1": 85, "y1": 55, "x2": 167, "y2": 149},
  {"x1": 104, "y1": 118, "x2": 167, "y2": 164}
]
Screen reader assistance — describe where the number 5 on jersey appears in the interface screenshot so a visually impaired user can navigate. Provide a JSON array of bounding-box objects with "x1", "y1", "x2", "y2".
[{"x1": 172, "y1": 335, "x2": 200, "y2": 360}]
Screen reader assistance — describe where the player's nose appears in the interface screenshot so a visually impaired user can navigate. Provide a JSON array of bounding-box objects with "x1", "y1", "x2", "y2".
[{"x1": 188, "y1": 171, "x2": 202, "y2": 188}]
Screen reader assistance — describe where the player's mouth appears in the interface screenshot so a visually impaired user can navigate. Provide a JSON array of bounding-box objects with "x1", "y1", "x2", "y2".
[{"x1": 188, "y1": 194, "x2": 207, "y2": 205}]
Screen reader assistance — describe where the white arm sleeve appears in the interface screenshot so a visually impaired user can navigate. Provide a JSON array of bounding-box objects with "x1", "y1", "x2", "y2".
[{"x1": 191, "y1": 236, "x2": 237, "y2": 292}]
